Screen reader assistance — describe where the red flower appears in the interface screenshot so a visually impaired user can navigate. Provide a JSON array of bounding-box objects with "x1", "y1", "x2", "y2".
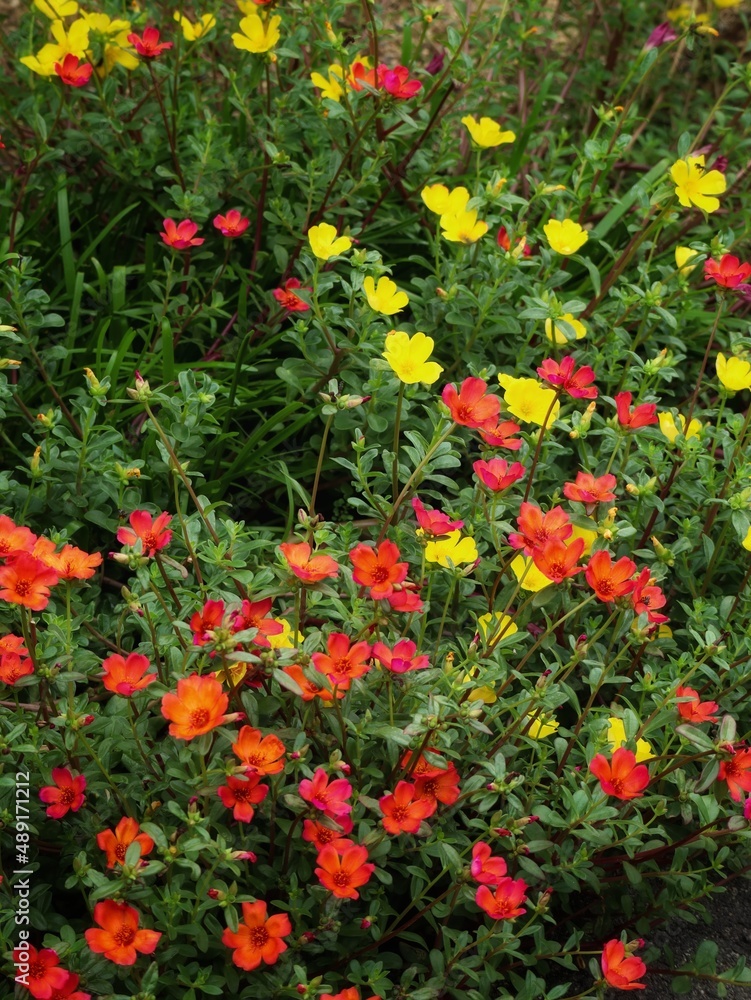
[
  {"x1": 159, "y1": 218, "x2": 204, "y2": 250},
  {"x1": 279, "y1": 541, "x2": 339, "y2": 582},
  {"x1": 282, "y1": 664, "x2": 344, "y2": 701},
  {"x1": 117, "y1": 509, "x2": 172, "y2": 556},
  {"x1": 230, "y1": 597, "x2": 283, "y2": 647},
  {"x1": 11, "y1": 945, "x2": 69, "y2": 999},
  {"x1": 272, "y1": 277, "x2": 311, "y2": 312},
  {"x1": 213, "y1": 209, "x2": 249, "y2": 238},
  {"x1": 379, "y1": 781, "x2": 434, "y2": 834},
  {"x1": 39, "y1": 767, "x2": 86, "y2": 818},
  {"x1": 414, "y1": 762, "x2": 460, "y2": 811},
  {"x1": 601, "y1": 939, "x2": 647, "y2": 990},
  {"x1": 537, "y1": 356, "x2": 597, "y2": 399},
  {"x1": 411, "y1": 496, "x2": 464, "y2": 535},
  {"x1": 401, "y1": 748, "x2": 447, "y2": 778},
  {"x1": 372, "y1": 638, "x2": 429, "y2": 673},
  {"x1": 475, "y1": 877, "x2": 528, "y2": 920},
  {"x1": 302, "y1": 816, "x2": 354, "y2": 852},
  {"x1": 614, "y1": 391, "x2": 658, "y2": 430},
  {"x1": 231, "y1": 725, "x2": 286, "y2": 775},
  {"x1": 217, "y1": 773, "x2": 269, "y2": 822},
  {"x1": 497, "y1": 225, "x2": 532, "y2": 256},
  {"x1": 299, "y1": 767, "x2": 353, "y2": 818},
  {"x1": 312, "y1": 632, "x2": 372, "y2": 686},
  {"x1": 222, "y1": 901, "x2": 291, "y2": 970},
  {"x1": 590, "y1": 747, "x2": 649, "y2": 800},
  {"x1": 190, "y1": 599, "x2": 225, "y2": 645},
  {"x1": 315, "y1": 844, "x2": 375, "y2": 899},
  {"x1": 442, "y1": 377, "x2": 500, "y2": 430},
  {"x1": 585, "y1": 550, "x2": 637, "y2": 603},
  {"x1": 718, "y1": 748, "x2": 751, "y2": 802},
  {"x1": 509, "y1": 502, "x2": 572, "y2": 555},
  {"x1": 348, "y1": 61, "x2": 377, "y2": 91},
  {"x1": 0, "y1": 552, "x2": 59, "y2": 610},
  {"x1": 377, "y1": 63, "x2": 422, "y2": 99},
  {"x1": 101, "y1": 652, "x2": 157, "y2": 696},
  {"x1": 631, "y1": 567, "x2": 668, "y2": 623},
  {"x1": 0, "y1": 514, "x2": 36, "y2": 559},
  {"x1": 47, "y1": 972, "x2": 91, "y2": 1000},
  {"x1": 473, "y1": 458, "x2": 526, "y2": 492},
  {"x1": 479, "y1": 418, "x2": 523, "y2": 449},
  {"x1": 387, "y1": 585, "x2": 424, "y2": 613},
  {"x1": 0, "y1": 653, "x2": 34, "y2": 684},
  {"x1": 127, "y1": 26, "x2": 173, "y2": 57},
  {"x1": 96, "y1": 817, "x2": 154, "y2": 868},
  {"x1": 563, "y1": 471, "x2": 617, "y2": 508},
  {"x1": 675, "y1": 685, "x2": 719, "y2": 724},
  {"x1": 0, "y1": 633, "x2": 28, "y2": 655},
  {"x1": 349, "y1": 540, "x2": 408, "y2": 599},
  {"x1": 54, "y1": 54, "x2": 93, "y2": 86},
  {"x1": 85, "y1": 900, "x2": 161, "y2": 965},
  {"x1": 322, "y1": 990, "x2": 380, "y2": 1000},
  {"x1": 704, "y1": 254, "x2": 751, "y2": 289},
  {"x1": 160, "y1": 673, "x2": 230, "y2": 740},
  {"x1": 471, "y1": 841, "x2": 508, "y2": 885},
  {"x1": 532, "y1": 536, "x2": 585, "y2": 583}
]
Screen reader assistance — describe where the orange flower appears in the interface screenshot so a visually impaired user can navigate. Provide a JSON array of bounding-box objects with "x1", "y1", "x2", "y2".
[
  {"x1": 302, "y1": 816, "x2": 354, "y2": 852},
  {"x1": 11, "y1": 944, "x2": 68, "y2": 999},
  {"x1": 0, "y1": 633, "x2": 28, "y2": 656},
  {"x1": 312, "y1": 632, "x2": 373, "y2": 686},
  {"x1": 231, "y1": 725, "x2": 286, "y2": 775},
  {"x1": 349, "y1": 540, "x2": 409, "y2": 599},
  {"x1": 675, "y1": 685, "x2": 719, "y2": 724},
  {"x1": 315, "y1": 844, "x2": 375, "y2": 899},
  {"x1": 230, "y1": 597, "x2": 284, "y2": 646},
  {"x1": 39, "y1": 768, "x2": 86, "y2": 819},
  {"x1": 84, "y1": 900, "x2": 161, "y2": 965},
  {"x1": 96, "y1": 817, "x2": 154, "y2": 868},
  {"x1": 222, "y1": 900, "x2": 291, "y2": 971},
  {"x1": 601, "y1": 939, "x2": 646, "y2": 990},
  {"x1": 532, "y1": 537, "x2": 585, "y2": 583},
  {"x1": 101, "y1": 652, "x2": 157, "y2": 696},
  {"x1": 217, "y1": 773, "x2": 269, "y2": 822},
  {"x1": 0, "y1": 553, "x2": 59, "y2": 610},
  {"x1": 563, "y1": 471, "x2": 617, "y2": 512},
  {"x1": 160, "y1": 674, "x2": 230, "y2": 740},
  {"x1": 189, "y1": 599, "x2": 225, "y2": 646},
  {"x1": 0, "y1": 515, "x2": 36, "y2": 559},
  {"x1": 116, "y1": 510, "x2": 172, "y2": 556},
  {"x1": 471, "y1": 842, "x2": 508, "y2": 885},
  {"x1": 508, "y1": 502, "x2": 572, "y2": 555},
  {"x1": 400, "y1": 749, "x2": 446, "y2": 778},
  {"x1": 279, "y1": 541, "x2": 339, "y2": 583},
  {"x1": 585, "y1": 550, "x2": 637, "y2": 603},
  {"x1": 590, "y1": 747, "x2": 649, "y2": 800},
  {"x1": 41, "y1": 544, "x2": 102, "y2": 580},
  {"x1": 442, "y1": 377, "x2": 500, "y2": 430},
  {"x1": 475, "y1": 877, "x2": 528, "y2": 920},
  {"x1": 0, "y1": 653, "x2": 34, "y2": 684},
  {"x1": 379, "y1": 780, "x2": 434, "y2": 834},
  {"x1": 282, "y1": 663, "x2": 344, "y2": 701},
  {"x1": 718, "y1": 748, "x2": 751, "y2": 802},
  {"x1": 322, "y1": 990, "x2": 381, "y2": 1000},
  {"x1": 414, "y1": 761, "x2": 461, "y2": 811}
]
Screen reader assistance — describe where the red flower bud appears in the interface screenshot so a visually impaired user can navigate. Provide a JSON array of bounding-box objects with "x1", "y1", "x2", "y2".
[
  {"x1": 360, "y1": 918, "x2": 372, "y2": 929},
  {"x1": 207, "y1": 889, "x2": 220, "y2": 899}
]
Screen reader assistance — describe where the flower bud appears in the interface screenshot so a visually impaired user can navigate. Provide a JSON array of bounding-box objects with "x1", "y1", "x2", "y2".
[
  {"x1": 126, "y1": 371, "x2": 153, "y2": 401},
  {"x1": 360, "y1": 918, "x2": 372, "y2": 929},
  {"x1": 0, "y1": 358, "x2": 21, "y2": 369}
]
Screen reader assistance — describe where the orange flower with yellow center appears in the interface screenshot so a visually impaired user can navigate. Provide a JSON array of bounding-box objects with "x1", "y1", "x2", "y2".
[{"x1": 160, "y1": 674, "x2": 230, "y2": 740}]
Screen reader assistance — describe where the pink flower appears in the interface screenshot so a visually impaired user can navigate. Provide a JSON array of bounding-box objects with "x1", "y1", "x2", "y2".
[
  {"x1": 377, "y1": 64, "x2": 422, "y2": 99},
  {"x1": 473, "y1": 458, "x2": 526, "y2": 492},
  {"x1": 213, "y1": 209, "x2": 250, "y2": 239},
  {"x1": 475, "y1": 877, "x2": 528, "y2": 920},
  {"x1": 127, "y1": 27, "x2": 173, "y2": 58},
  {"x1": 159, "y1": 218, "x2": 204, "y2": 250},
  {"x1": 39, "y1": 767, "x2": 86, "y2": 819},
  {"x1": 372, "y1": 638, "x2": 429, "y2": 674},
  {"x1": 299, "y1": 768, "x2": 353, "y2": 819},
  {"x1": 116, "y1": 510, "x2": 172, "y2": 556},
  {"x1": 471, "y1": 842, "x2": 508, "y2": 885},
  {"x1": 537, "y1": 356, "x2": 597, "y2": 399},
  {"x1": 54, "y1": 54, "x2": 93, "y2": 87},
  {"x1": 411, "y1": 497, "x2": 464, "y2": 536}
]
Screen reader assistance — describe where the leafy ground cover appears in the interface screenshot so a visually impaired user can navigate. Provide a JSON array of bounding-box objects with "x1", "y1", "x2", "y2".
[{"x1": 1, "y1": 1, "x2": 751, "y2": 998}]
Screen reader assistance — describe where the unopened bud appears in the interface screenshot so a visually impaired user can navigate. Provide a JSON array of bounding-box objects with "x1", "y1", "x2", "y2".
[
  {"x1": 126, "y1": 371, "x2": 152, "y2": 401},
  {"x1": 360, "y1": 917, "x2": 372, "y2": 929},
  {"x1": 0, "y1": 358, "x2": 21, "y2": 369}
]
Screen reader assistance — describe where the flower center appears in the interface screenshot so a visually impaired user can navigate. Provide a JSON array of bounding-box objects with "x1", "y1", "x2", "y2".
[
  {"x1": 250, "y1": 926, "x2": 269, "y2": 948},
  {"x1": 391, "y1": 805, "x2": 409, "y2": 823},
  {"x1": 598, "y1": 580, "x2": 614, "y2": 597},
  {"x1": 29, "y1": 961, "x2": 46, "y2": 981},
  {"x1": 334, "y1": 658, "x2": 351, "y2": 675},
  {"x1": 143, "y1": 532, "x2": 159, "y2": 550},
  {"x1": 724, "y1": 759, "x2": 739, "y2": 778},
  {"x1": 59, "y1": 787, "x2": 75, "y2": 805},
  {"x1": 113, "y1": 926, "x2": 136, "y2": 946},
  {"x1": 333, "y1": 871, "x2": 351, "y2": 888},
  {"x1": 115, "y1": 843, "x2": 127, "y2": 862},
  {"x1": 14, "y1": 580, "x2": 32, "y2": 597},
  {"x1": 316, "y1": 826, "x2": 334, "y2": 844},
  {"x1": 371, "y1": 566, "x2": 389, "y2": 584},
  {"x1": 421, "y1": 779, "x2": 437, "y2": 798},
  {"x1": 609, "y1": 777, "x2": 624, "y2": 795},
  {"x1": 190, "y1": 708, "x2": 211, "y2": 730}
]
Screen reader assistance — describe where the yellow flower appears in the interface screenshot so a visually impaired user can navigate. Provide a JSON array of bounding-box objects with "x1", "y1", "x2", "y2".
[
  {"x1": 543, "y1": 218, "x2": 589, "y2": 255},
  {"x1": 310, "y1": 64, "x2": 345, "y2": 102},
  {"x1": 713, "y1": 0, "x2": 742, "y2": 7},
  {"x1": 742, "y1": 526, "x2": 751, "y2": 552},
  {"x1": 544, "y1": 313, "x2": 587, "y2": 344},
  {"x1": 81, "y1": 12, "x2": 138, "y2": 72},
  {"x1": 421, "y1": 184, "x2": 470, "y2": 215},
  {"x1": 363, "y1": 276, "x2": 409, "y2": 315},
  {"x1": 477, "y1": 612, "x2": 518, "y2": 644},
  {"x1": 268, "y1": 617, "x2": 303, "y2": 649},
  {"x1": 425, "y1": 530, "x2": 478, "y2": 569},
  {"x1": 461, "y1": 115, "x2": 516, "y2": 148},
  {"x1": 463, "y1": 675, "x2": 497, "y2": 704},
  {"x1": 658, "y1": 411, "x2": 701, "y2": 443},
  {"x1": 21, "y1": 18, "x2": 90, "y2": 75},
  {"x1": 675, "y1": 246, "x2": 700, "y2": 275},
  {"x1": 232, "y1": 13, "x2": 281, "y2": 54},
  {"x1": 510, "y1": 555, "x2": 553, "y2": 592},
  {"x1": 569, "y1": 522, "x2": 598, "y2": 556},
  {"x1": 667, "y1": 3, "x2": 709, "y2": 22},
  {"x1": 716, "y1": 353, "x2": 751, "y2": 392},
  {"x1": 173, "y1": 11, "x2": 216, "y2": 40},
  {"x1": 382, "y1": 331, "x2": 443, "y2": 385},
  {"x1": 307, "y1": 222, "x2": 352, "y2": 261},
  {"x1": 607, "y1": 717, "x2": 654, "y2": 762},
  {"x1": 34, "y1": 0, "x2": 78, "y2": 17},
  {"x1": 440, "y1": 208, "x2": 488, "y2": 244},
  {"x1": 213, "y1": 662, "x2": 248, "y2": 687},
  {"x1": 528, "y1": 714, "x2": 559, "y2": 739},
  {"x1": 497, "y1": 374, "x2": 560, "y2": 425},
  {"x1": 669, "y1": 155, "x2": 726, "y2": 213}
]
